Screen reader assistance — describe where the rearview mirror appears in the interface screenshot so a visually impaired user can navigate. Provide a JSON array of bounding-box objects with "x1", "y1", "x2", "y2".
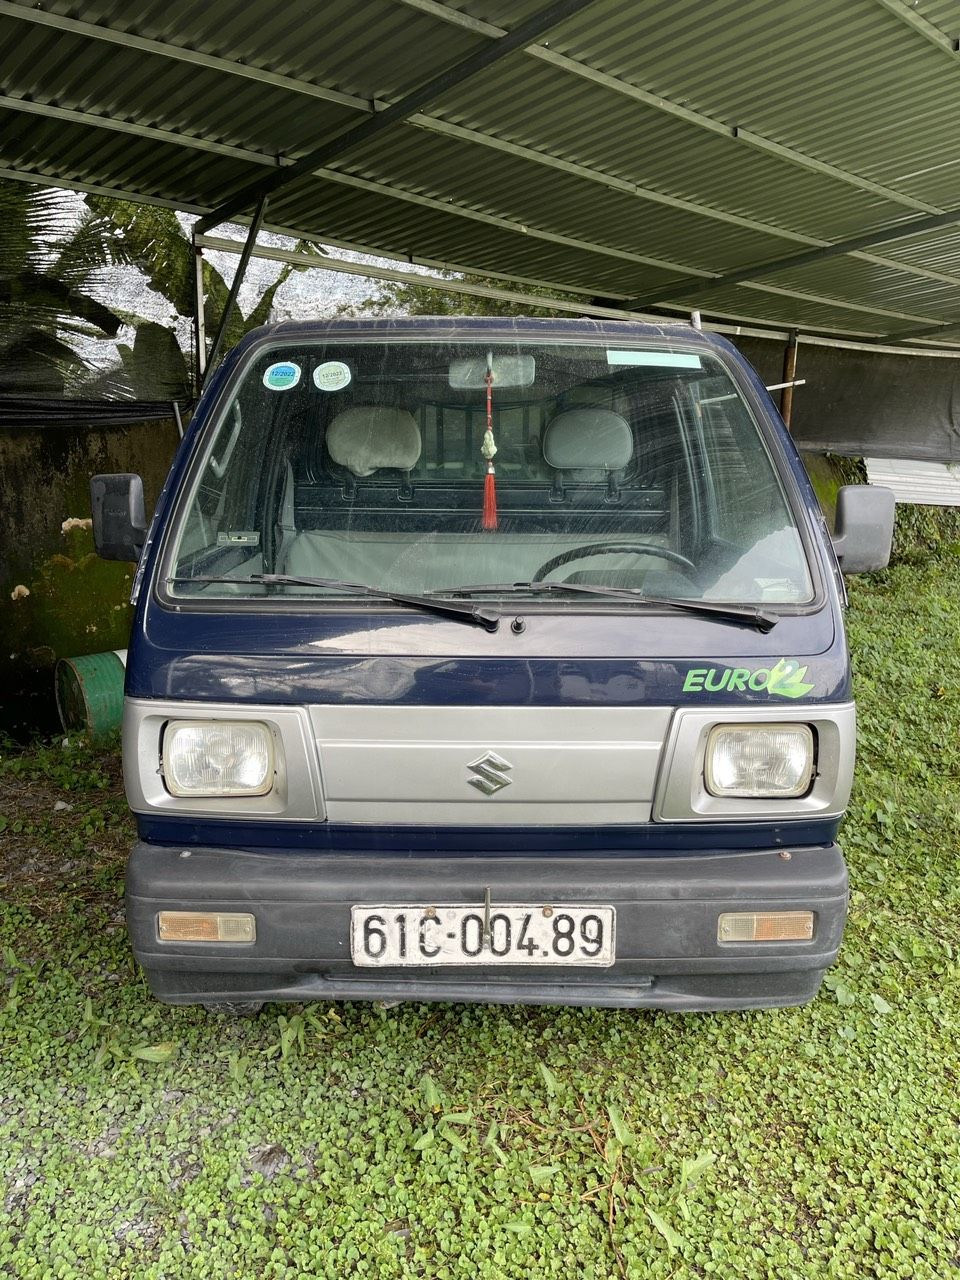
[
  {"x1": 449, "y1": 355, "x2": 536, "y2": 389},
  {"x1": 90, "y1": 473, "x2": 147, "y2": 562},
  {"x1": 832, "y1": 484, "x2": 895, "y2": 574}
]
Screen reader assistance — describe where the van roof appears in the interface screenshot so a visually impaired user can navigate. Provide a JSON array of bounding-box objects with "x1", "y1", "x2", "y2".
[{"x1": 244, "y1": 315, "x2": 727, "y2": 349}]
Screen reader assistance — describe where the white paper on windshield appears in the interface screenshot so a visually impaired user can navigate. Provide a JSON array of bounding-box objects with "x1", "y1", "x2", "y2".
[{"x1": 606, "y1": 350, "x2": 702, "y2": 368}]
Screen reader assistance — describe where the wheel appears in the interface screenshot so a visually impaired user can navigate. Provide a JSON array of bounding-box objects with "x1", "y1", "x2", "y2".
[
  {"x1": 202, "y1": 1000, "x2": 264, "y2": 1017},
  {"x1": 531, "y1": 541, "x2": 696, "y2": 581}
]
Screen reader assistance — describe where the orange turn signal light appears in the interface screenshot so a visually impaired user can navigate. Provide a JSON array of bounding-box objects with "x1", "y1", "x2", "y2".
[
  {"x1": 158, "y1": 911, "x2": 256, "y2": 943},
  {"x1": 718, "y1": 911, "x2": 814, "y2": 943}
]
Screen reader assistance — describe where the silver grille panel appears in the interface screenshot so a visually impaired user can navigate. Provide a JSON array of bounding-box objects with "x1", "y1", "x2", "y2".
[
  {"x1": 124, "y1": 699, "x2": 856, "y2": 828},
  {"x1": 308, "y1": 705, "x2": 673, "y2": 826}
]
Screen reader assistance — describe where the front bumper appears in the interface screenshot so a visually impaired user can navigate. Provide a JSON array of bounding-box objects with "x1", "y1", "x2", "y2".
[{"x1": 126, "y1": 842, "x2": 848, "y2": 1011}]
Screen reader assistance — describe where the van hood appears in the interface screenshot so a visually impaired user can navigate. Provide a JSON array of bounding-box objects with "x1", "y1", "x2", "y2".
[{"x1": 129, "y1": 601, "x2": 849, "y2": 706}]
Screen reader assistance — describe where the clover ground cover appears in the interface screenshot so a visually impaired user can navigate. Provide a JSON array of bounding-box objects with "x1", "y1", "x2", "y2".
[{"x1": 1, "y1": 551, "x2": 958, "y2": 1278}]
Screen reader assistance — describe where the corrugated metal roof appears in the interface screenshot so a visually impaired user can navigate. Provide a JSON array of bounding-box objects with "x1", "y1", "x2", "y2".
[
  {"x1": 3, "y1": 0, "x2": 960, "y2": 346},
  {"x1": 897, "y1": 0, "x2": 960, "y2": 45},
  {"x1": 865, "y1": 457, "x2": 960, "y2": 505}
]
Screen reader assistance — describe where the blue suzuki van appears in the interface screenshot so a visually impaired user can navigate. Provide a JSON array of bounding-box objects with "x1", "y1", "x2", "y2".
[{"x1": 91, "y1": 318, "x2": 894, "y2": 1012}]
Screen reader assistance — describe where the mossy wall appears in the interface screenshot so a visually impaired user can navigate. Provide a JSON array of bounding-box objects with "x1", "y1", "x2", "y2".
[
  {"x1": 0, "y1": 419, "x2": 179, "y2": 736},
  {"x1": 800, "y1": 451, "x2": 960, "y2": 561},
  {"x1": 800, "y1": 452, "x2": 848, "y2": 525}
]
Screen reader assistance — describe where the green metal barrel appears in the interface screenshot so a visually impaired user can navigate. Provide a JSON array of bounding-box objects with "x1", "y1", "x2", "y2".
[{"x1": 55, "y1": 650, "x2": 127, "y2": 740}]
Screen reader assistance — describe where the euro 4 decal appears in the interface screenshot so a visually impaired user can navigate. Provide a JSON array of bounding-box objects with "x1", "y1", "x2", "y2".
[{"x1": 683, "y1": 659, "x2": 815, "y2": 699}]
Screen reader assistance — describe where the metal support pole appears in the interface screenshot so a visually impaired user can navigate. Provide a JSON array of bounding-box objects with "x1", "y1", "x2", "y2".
[
  {"x1": 192, "y1": 235, "x2": 206, "y2": 393},
  {"x1": 780, "y1": 329, "x2": 799, "y2": 428},
  {"x1": 201, "y1": 195, "x2": 268, "y2": 387}
]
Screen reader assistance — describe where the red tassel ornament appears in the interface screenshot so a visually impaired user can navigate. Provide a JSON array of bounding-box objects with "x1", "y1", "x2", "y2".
[
  {"x1": 481, "y1": 366, "x2": 499, "y2": 530},
  {"x1": 482, "y1": 464, "x2": 498, "y2": 530}
]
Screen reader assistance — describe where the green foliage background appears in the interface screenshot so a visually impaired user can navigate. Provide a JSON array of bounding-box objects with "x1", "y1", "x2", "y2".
[
  {"x1": 0, "y1": 181, "x2": 304, "y2": 401},
  {"x1": 347, "y1": 272, "x2": 570, "y2": 320},
  {"x1": 1, "y1": 552, "x2": 959, "y2": 1278}
]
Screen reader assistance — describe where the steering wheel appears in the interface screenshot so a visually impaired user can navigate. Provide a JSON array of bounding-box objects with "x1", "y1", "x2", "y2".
[{"x1": 532, "y1": 541, "x2": 696, "y2": 582}]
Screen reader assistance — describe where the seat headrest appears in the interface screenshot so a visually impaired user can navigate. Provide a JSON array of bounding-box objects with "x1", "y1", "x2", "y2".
[
  {"x1": 326, "y1": 407, "x2": 421, "y2": 476},
  {"x1": 542, "y1": 408, "x2": 633, "y2": 470}
]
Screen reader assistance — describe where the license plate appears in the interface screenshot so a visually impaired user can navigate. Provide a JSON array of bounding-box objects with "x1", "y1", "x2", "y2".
[{"x1": 350, "y1": 904, "x2": 615, "y2": 967}]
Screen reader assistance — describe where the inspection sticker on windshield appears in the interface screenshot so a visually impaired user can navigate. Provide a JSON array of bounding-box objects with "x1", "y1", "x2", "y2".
[
  {"x1": 313, "y1": 360, "x2": 352, "y2": 392},
  {"x1": 606, "y1": 350, "x2": 702, "y2": 369},
  {"x1": 262, "y1": 361, "x2": 301, "y2": 390},
  {"x1": 217, "y1": 530, "x2": 259, "y2": 547}
]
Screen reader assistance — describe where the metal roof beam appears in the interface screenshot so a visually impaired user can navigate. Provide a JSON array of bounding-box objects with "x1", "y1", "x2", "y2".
[
  {"x1": 407, "y1": 113, "x2": 817, "y2": 243},
  {"x1": 737, "y1": 280, "x2": 932, "y2": 325},
  {"x1": 5, "y1": 86, "x2": 958, "y2": 311},
  {"x1": 7, "y1": 90, "x2": 952, "y2": 312},
  {"x1": 0, "y1": 94, "x2": 281, "y2": 169},
  {"x1": 872, "y1": 0, "x2": 959, "y2": 54},
  {"x1": 5, "y1": 0, "x2": 943, "y2": 222},
  {"x1": 393, "y1": 0, "x2": 502, "y2": 39},
  {"x1": 529, "y1": 50, "x2": 941, "y2": 215},
  {"x1": 306, "y1": 174, "x2": 934, "y2": 320},
  {"x1": 6, "y1": 0, "x2": 952, "y2": 288},
  {"x1": 1, "y1": 161, "x2": 947, "y2": 343},
  {"x1": 0, "y1": 159, "x2": 638, "y2": 304},
  {"x1": 194, "y1": 0, "x2": 598, "y2": 233},
  {"x1": 195, "y1": 233, "x2": 646, "y2": 320},
  {"x1": 192, "y1": 233, "x2": 870, "y2": 338},
  {"x1": 875, "y1": 319, "x2": 960, "y2": 343},
  {"x1": 0, "y1": 164, "x2": 206, "y2": 215},
  {"x1": 0, "y1": 163, "x2": 624, "y2": 300},
  {"x1": 395, "y1": 0, "x2": 942, "y2": 216},
  {"x1": 0, "y1": 87, "x2": 812, "y2": 257},
  {"x1": 633, "y1": 279, "x2": 934, "y2": 328},
  {"x1": 196, "y1": 233, "x2": 909, "y2": 342},
  {"x1": 303, "y1": 167, "x2": 704, "y2": 280},
  {"x1": 0, "y1": 1, "x2": 375, "y2": 112},
  {"x1": 200, "y1": 243, "x2": 960, "y2": 353},
  {"x1": 731, "y1": 128, "x2": 941, "y2": 216},
  {"x1": 407, "y1": 113, "x2": 960, "y2": 289},
  {"x1": 0, "y1": 93, "x2": 702, "y2": 283},
  {"x1": 627, "y1": 205, "x2": 960, "y2": 308}
]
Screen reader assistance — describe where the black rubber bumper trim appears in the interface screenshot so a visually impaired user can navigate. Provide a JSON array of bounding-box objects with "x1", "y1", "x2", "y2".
[{"x1": 126, "y1": 842, "x2": 847, "y2": 1010}]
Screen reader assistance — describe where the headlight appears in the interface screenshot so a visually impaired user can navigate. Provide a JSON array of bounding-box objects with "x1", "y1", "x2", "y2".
[
  {"x1": 705, "y1": 723, "x2": 814, "y2": 798},
  {"x1": 163, "y1": 720, "x2": 275, "y2": 797}
]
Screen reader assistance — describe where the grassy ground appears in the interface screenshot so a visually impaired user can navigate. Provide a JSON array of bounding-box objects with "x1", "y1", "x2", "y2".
[{"x1": 2, "y1": 553, "x2": 959, "y2": 1279}]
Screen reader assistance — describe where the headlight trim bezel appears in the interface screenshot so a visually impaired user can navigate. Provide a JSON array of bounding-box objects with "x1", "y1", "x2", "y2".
[
  {"x1": 123, "y1": 698, "x2": 325, "y2": 821},
  {"x1": 652, "y1": 702, "x2": 855, "y2": 823}
]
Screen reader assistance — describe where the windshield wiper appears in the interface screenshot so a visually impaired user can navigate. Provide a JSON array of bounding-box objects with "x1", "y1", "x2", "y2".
[
  {"x1": 166, "y1": 574, "x2": 501, "y2": 632},
  {"x1": 441, "y1": 580, "x2": 780, "y2": 632},
  {"x1": 168, "y1": 573, "x2": 776, "y2": 632}
]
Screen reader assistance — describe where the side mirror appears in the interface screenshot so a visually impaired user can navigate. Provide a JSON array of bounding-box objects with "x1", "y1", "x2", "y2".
[
  {"x1": 90, "y1": 473, "x2": 147, "y2": 561},
  {"x1": 832, "y1": 484, "x2": 895, "y2": 574}
]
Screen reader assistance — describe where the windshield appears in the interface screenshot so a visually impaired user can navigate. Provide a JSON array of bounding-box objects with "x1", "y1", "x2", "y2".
[{"x1": 167, "y1": 335, "x2": 814, "y2": 607}]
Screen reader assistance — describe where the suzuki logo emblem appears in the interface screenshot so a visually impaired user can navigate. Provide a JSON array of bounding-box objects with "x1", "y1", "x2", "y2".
[{"x1": 466, "y1": 751, "x2": 513, "y2": 795}]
